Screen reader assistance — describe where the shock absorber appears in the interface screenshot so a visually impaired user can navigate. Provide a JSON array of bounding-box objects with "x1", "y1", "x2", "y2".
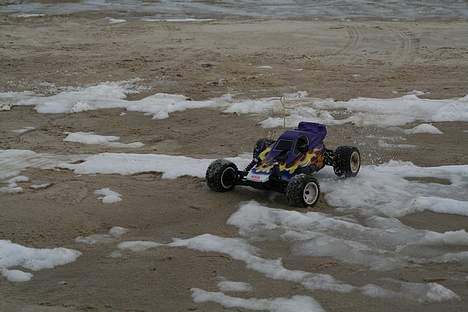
[
  {"x1": 271, "y1": 162, "x2": 281, "y2": 179},
  {"x1": 324, "y1": 148, "x2": 335, "y2": 166},
  {"x1": 243, "y1": 158, "x2": 258, "y2": 175}
]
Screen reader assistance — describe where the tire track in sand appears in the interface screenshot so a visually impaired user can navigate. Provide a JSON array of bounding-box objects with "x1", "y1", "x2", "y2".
[
  {"x1": 332, "y1": 25, "x2": 362, "y2": 56},
  {"x1": 391, "y1": 29, "x2": 419, "y2": 66}
]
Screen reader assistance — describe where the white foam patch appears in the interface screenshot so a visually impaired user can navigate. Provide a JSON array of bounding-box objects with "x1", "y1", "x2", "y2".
[
  {"x1": 377, "y1": 140, "x2": 416, "y2": 149},
  {"x1": 118, "y1": 232, "x2": 457, "y2": 302},
  {"x1": 0, "y1": 149, "x2": 250, "y2": 200},
  {"x1": 102, "y1": 154, "x2": 457, "y2": 224},
  {"x1": 64, "y1": 132, "x2": 144, "y2": 148},
  {"x1": 75, "y1": 226, "x2": 128, "y2": 245},
  {"x1": 403, "y1": 124, "x2": 443, "y2": 134},
  {"x1": 3, "y1": 148, "x2": 466, "y2": 219},
  {"x1": 94, "y1": 188, "x2": 122, "y2": 204},
  {"x1": 228, "y1": 201, "x2": 468, "y2": 271},
  {"x1": 75, "y1": 234, "x2": 114, "y2": 245},
  {"x1": 256, "y1": 66, "x2": 273, "y2": 69},
  {"x1": 0, "y1": 175, "x2": 29, "y2": 193},
  {"x1": 0, "y1": 149, "x2": 81, "y2": 182},
  {"x1": 3, "y1": 82, "x2": 466, "y2": 127},
  {"x1": 11, "y1": 126, "x2": 35, "y2": 134},
  {"x1": 257, "y1": 93, "x2": 468, "y2": 128},
  {"x1": 118, "y1": 241, "x2": 161, "y2": 252},
  {"x1": 107, "y1": 17, "x2": 126, "y2": 24},
  {"x1": 1, "y1": 269, "x2": 33, "y2": 282},
  {"x1": 142, "y1": 18, "x2": 214, "y2": 22},
  {"x1": 319, "y1": 161, "x2": 468, "y2": 217},
  {"x1": 59, "y1": 153, "x2": 250, "y2": 179},
  {"x1": 191, "y1": 288, "x2": 324, "y2": 312},
  {"x1": 0, "y1": 240, "x2": 80, "y2": 282},
  {"x1": 0, "y1": 81, "x2": 216, "y2": 119},
  {"x1": 362, "y1": 281, "x2": 459, "y2": 303},
  {"x1": 0, "y1": 103, "x2": 12, "y2": 111},
  {"x1": 2, "y1": 148, "x2": 467, "y2": 219},
  {"x1": 109, "y1": 226, "x2": 129, "y2": 237},
  {"x1": 15, "y1": 14, "x2": 45, "y2": 18},
  {"x1": 217, "y1": 279, "x2": 253, "y2": 292},
  {"x1": 29, "y1": 183, "x2": 52, "y2": 190},
  {"x1": 169, "y1": 234, "x2": 353, "y2": 292}
]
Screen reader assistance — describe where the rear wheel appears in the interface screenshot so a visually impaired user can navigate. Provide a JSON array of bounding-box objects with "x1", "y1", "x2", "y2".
[
  {"x1": 206, "y1": 159, "x2": 238, "y2": 192},
  {"x1": 286, "y1": 174, "x2": 320, "y2": 207},
  {"x1": 333, "y1": 146, "x2": 361, "y2": 177}
]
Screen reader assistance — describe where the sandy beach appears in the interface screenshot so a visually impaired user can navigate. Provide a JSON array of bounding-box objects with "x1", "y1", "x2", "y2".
[{"x1": 1, "y1": 4, "x2": 468, "y2": 312}]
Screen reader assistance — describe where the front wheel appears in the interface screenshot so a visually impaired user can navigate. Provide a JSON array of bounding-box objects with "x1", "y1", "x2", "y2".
[
  {"x1": 286, "y1": 174, "x2": 321, "y2": 207},
  {"x1": 333, "y1": 146, "x2": 361, "y2": 177},
  {"x1": 206, "y1": 159, "x2": 238, "y2": 192}
]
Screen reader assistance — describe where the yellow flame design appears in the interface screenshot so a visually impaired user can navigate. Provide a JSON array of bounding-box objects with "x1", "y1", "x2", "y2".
[{"x1": 255, "y1": 147, "x2": 324, "y2": 174}]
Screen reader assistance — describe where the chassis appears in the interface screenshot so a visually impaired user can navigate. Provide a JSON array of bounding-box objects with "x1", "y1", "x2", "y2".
[{"x1": 206, "y1": 122, "x2": 361, "y2": 207}]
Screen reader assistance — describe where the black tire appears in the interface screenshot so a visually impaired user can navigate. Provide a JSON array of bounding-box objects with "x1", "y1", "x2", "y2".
[
  {"x1": 206, "y1": 159, "x2": 238, "y2": 192},
  {"x1": 295, "y1": 165, "x2": 315, "y2": 175},
  {"x1": 333, "y1": 146, "x2": 361, "y2": 177},
  {"x1": 286, "y1": 174, "x2": 321, "y2": 207},
  {"x1": 253, "y1": 138, "x2": 274, "y2": 158}
]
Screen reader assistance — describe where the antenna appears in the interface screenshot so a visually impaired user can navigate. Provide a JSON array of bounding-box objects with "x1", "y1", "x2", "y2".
[{"x1": 280, "y1": 96, "x2": 287, "y2": 129}]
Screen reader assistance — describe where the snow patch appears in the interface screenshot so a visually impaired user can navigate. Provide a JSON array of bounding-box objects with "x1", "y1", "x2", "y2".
[
  {"x1": 256, "y1": 93, "x2": 468, "y2": 128},
  {"x1": 107, "y1": 17, "x2": 126, "y2": 24},
  {"x1": 64, "y1": 132, "x2": 144, "y2": 148},
  {"x1": 1, "y1": 269, "x2": 33, "y2": 282},
  {"x1": 75, "y1": 226, "x2": 128, "y2": 245},
  {"x1": 169, "y1": 234, "x2": 353, "y2": 292},
  {"x1": 118, "y1": 229, "x2": 460, "y2": 302},
  {"x1": 0, "y1": 240, "x2": 80, "y2": 282},
  {"x1": 0, "y1": 149, "x2": 81, "y2": 182},
  {"x1": 0, "y1": 175, "x2": 29, "y2": 193},
  {"x1": 95, "y1": 188, "x2": 122, "y2": 204},
  {"x1": 3, "y1": 82, "x2": 466, "y2": 127},
  {"x1": 0, "y1": 103, "x2": 12, "y2": 111},
  {"x1": 403, "y1": 124, "x2": 443, "y2": 134},
  {"x1": 142, "y1": 18, "x2": 214, "y2": 22},
  {"x1": 377, "y1": 139, "x2": 416, "y2": 149},
  {"x1": 60, "y1": 152, "x2": 250, "y2": 179},
  {"x1": 11, "y1": 126, "x2": 35, "y2": 134},
  {"x1": 2, "y1": 149, "x2": 467, "y2": 219},
  {"x1": 29, "y1": 183, "x2": 52, "y2": 190},
  {"x1": 191, "y1": 288, "x2": 324, "y2": 312},
  {"x1": 109, "y1": 226, "x2": 129, "y2": 237},
  {"x1": 1, "y1": 81, "x2": 222, "y2": 119},
  {"x1": 362, "y1": 281, "x2": 459, "y2": 303},
  {"x1": 319, "y1": 162, "x2": 468, "y2": 217},
  {"x1": 228, "y1": 201, "x2": 468, "y2": 271},
  {"x1": 217, "y1": 279, "x2": 253, "y2": 292},
  {"x1": 118, "y1": 241, "x2": 161, "y2": 252},
  {"x1": 15, "y1": 14, "x2": 45, "y2": 18}
]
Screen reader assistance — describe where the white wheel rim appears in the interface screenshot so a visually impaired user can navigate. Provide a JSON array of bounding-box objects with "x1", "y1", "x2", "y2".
[
  {"x1": 350, "y1": 151, "x2": 360, "y2": 173},
  {"x1": 303, "y1": 182, "x2": 319, "y2": 205},
  {"x1": 220, "y1": 167, "x2": 236, "y2": 189}
]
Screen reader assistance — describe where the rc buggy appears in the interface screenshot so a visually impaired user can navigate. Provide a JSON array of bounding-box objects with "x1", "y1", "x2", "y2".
[{"x1": 206, "y1": 122, "x2": 361, "y2": 207}]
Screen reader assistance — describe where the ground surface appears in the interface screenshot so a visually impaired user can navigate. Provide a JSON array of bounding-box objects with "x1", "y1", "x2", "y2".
[{"x1": 1, "y1": 9, "x2": 468, "y2": 312}]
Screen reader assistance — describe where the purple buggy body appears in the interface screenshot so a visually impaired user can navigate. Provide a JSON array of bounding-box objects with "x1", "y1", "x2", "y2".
[{"x1": 206, "y1": 122, "x2": 361, "y2": 207}]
